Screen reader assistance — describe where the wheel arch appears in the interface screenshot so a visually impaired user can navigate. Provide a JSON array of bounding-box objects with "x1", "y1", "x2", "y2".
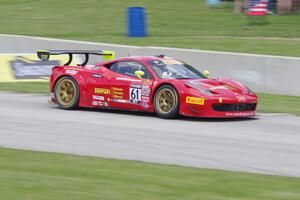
[
  {"x1": 152, "y1": 83, "x2": 181, "y2": 118},
  {"x1": 53, "y1": 74, "x2": 89, "y2": 106},
  {"x1": 152, "y1": 83, "x2": 180, "y2": 103},
  {"x1": 54, "y1": 73, "x2": 87, "y2": 89}
]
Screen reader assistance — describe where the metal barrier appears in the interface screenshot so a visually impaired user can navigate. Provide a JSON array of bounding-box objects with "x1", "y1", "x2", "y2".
[{"x1": 1, "y1": 34, "x2": 299, "y2": 96}]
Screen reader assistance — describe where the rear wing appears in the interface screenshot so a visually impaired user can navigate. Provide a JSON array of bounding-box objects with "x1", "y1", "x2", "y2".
[{"x1": 37, "y1": 50, "x2": 115, "y2": 66}]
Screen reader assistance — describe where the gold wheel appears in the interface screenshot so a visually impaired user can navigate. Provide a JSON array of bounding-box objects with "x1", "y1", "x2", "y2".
[
  {"x1": 56, "y1": 78, "x2": 77, "y2": 107},
  {"x1": 155, "y1": 88, "x2": 177, "y2": 114}
]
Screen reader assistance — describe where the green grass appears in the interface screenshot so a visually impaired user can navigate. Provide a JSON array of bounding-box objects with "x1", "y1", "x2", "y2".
[
  {"x1": 257, "y1": 93, "x2": 300, "y2": 116},
  {"x1": 0, "y1": 147, "x2": 300, "y2": 200},
  {"x1": 1, "y1": 81, "x2": 300, "y2": 115},
  {"x1": 0, "y1": 81, "x2": 49, "y2": 94},
  {"x1": 0, "y1": 0, "x2": 300, "y2": 57}
]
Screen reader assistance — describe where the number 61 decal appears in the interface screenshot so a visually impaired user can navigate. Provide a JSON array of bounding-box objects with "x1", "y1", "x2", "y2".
[{"x1": 129, "y1": 85, "x2": 141, "y2": 104}]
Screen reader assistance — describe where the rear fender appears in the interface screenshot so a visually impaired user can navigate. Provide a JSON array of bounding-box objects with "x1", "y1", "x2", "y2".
[{"x1": 52, "y1": 68, "x2": 89, "y2": 106}]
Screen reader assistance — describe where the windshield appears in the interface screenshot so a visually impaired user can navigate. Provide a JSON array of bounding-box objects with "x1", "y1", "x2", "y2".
[{"x1": 147, "y1": 59, "x2": 207, "y2": 79}]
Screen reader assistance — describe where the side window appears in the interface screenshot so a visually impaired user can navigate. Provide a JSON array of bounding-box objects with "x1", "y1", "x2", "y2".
[{"x1": 110, "y1": 61, "x2": 152, "y2": 79}]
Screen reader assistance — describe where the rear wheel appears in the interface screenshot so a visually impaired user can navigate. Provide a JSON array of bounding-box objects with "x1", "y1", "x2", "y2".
[
  {"x1": 54, "y1": 76, "x2": 79, "y2": 110},
  {"x1": 153, "y1": 85, "x2": 179, "y2": 119}
]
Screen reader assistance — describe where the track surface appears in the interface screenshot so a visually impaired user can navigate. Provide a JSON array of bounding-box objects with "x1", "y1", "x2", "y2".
[{"x1": 1, "y1": 92, "x2": 300, "y2": 177}]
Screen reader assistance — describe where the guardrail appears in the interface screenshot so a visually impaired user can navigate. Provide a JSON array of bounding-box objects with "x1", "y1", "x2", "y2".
[{"x1": 1, "y1": 34, "x2": 299, "y2": 96}]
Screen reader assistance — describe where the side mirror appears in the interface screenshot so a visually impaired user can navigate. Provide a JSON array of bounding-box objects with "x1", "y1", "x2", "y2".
[
  {"x1": 134, "y1": 70, "x2": 145, "y2": 79},
  {"x1": 203, "y1": 70, "x2": 210, "y2": 78}
]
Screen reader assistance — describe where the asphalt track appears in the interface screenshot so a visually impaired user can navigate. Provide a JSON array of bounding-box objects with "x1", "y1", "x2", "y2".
[{"x1": 1, "y1": 92, "x2": 300, "y2": 177}]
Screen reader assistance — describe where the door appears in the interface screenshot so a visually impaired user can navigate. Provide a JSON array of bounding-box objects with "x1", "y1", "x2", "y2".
[
  {"x1": 106, "y1": 60, "x2": 153, "y2": 110},
  {"x1": 86, "y1": 66, "x2": 112, "y2": 107}
]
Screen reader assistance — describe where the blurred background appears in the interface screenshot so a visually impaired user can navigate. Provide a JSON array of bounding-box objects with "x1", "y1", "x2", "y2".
[
  {"x1": 0, "y1": 0, "x2": 299, "y2": 56},
  {"x1": 1, "y1": 1, "x2": 300, "y2": 200}
]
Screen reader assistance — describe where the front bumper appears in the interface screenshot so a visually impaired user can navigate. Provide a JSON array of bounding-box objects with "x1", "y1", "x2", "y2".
[{"x1": 180, "y1": 96, "x2": 257, "y2": 118}]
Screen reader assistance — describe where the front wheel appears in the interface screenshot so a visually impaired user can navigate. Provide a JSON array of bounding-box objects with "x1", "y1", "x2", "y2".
[
  {"x1": 153, "y1": 85, "x2": 180, "y2": 119},
  {"x1": 54, "y1": 76, "x2": 79, "y2": 110}
]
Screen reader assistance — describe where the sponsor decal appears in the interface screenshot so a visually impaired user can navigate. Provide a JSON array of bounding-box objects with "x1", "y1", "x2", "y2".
[
  {"x1": 236, "y1": 95, "x2": 246, "y2": 102},
  {"x1": 112, "y1": 91, "x2": 123, "y2": 95},
  {"x1": 142, "y1": 96, "x2": 149, "y2": 102},
  {"x1": 111, "y1": 87, "x2": 124, "y2": 99},
  {"x1": 130, "y1": 85, "x2": 141, "y2": 104},
  {"x1": 93, "y1": 95, "x2": 104, "y2": 101},
  {"x1": 141, "y1": 84, "x2": 151, "y2": 96},
  {"x1": 92, "y1": 73, "x2": 102, "y2": 78},
  {"x1": 92, "y1": 100, "x2": 108, "y2": 107},
  {"x1": 142, "y1": 102, "x2": 149, "y2": 108},
  {"x1": 10, "y1": 56, "x2": 59, "y2": 79},
  {"x1": 112, "y1": 87, "x2": 123, "y2": 91},
  {"x1": 116, "y1": 77, "x2": 141, "y2": 82},
  {"x1": 130, "y1": 84, "x2": 142, "y2": 89},
  {"x1": 0, "y1": 54, "x2": 77, "y2": 82},
  {"x1": 110, "y1": 99, "x2": 130, "y2": 103},
  {"x1": 50, "y1": 92, "x2": 55, "y2": 99},
  {"x1": 112, "y1": 95, "x2": 123, "y2": 99},
  {"x1": 161, "y1": 58, "x2": 183, "y2": 65},
  {"x1": 130, "y1": 99, "x2": 141, "y2": 104},
  {"x1": 162, "y1": 72, "x2": 173, "y2": 78},
  {"x1": 66, "y1": 67, "x2": 83, "y2": 71},
  {"x1": 65, "y1": 69, "x2": 78, "y2": 75},
  {"x1": 186, "y1": 96, "x2": 205, "y2": 105},
  {"x1": 141, "y1": 96, "x2": 150, "y2": 108},
  {"x1": 226, "y1": 112, "x2": 254, "y2": 117},
  {"x1": 95, "y1": 88, "x2": 110, "y2": 95}
]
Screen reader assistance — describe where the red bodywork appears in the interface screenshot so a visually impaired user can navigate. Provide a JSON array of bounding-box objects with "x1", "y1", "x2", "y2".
[{"x1": 50, "y1": 56, "x2": 258, "y2": 118}]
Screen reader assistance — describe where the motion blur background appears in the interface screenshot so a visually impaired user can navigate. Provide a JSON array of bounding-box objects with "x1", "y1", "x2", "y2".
[{"x1": 1, "y1": 1, "x2": 300, "y2": 200}]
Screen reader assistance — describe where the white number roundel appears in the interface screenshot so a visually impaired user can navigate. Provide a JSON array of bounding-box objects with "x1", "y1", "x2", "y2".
[{"x1": 129, "y1": 87, "x2": 141, "y2": 102}]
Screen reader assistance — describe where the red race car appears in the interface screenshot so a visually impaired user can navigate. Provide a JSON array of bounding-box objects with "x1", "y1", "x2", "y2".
[{"x1": 37, "y1": 50, "x2": 258, "y2": 118}]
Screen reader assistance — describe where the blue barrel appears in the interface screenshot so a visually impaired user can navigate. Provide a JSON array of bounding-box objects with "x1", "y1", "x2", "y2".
[
  {"x1": 127, "y1": 7, "x2": 147, "y2": 37},
  {"x1": 267, "y1": 0, "x2": 273, "y2": 12},
  {"x1": 207, "y1": 0, "x2": 220, "y2": 6}
]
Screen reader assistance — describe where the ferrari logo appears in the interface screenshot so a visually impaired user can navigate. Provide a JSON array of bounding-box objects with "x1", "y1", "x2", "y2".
[{"x1": 95, "y1": 88, "x2": 110, "y2": 95}]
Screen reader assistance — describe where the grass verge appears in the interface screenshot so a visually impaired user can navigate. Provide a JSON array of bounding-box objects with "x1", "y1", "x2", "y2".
[
  {"x1": 0, "y1": 81, "x2": 300, "y2": 115},
  {"x1": 0, "y1": 81, "x2": 49, "y2": 94},
  {"x1": 257, "y1": 93, "x2": 300, "y2": 116},
  {"x1": 0, "y1": 147, "x2": 300, "y2": 200},
  {"x1": 0, "y1": 0, "x2": 300, "y2": 57}
]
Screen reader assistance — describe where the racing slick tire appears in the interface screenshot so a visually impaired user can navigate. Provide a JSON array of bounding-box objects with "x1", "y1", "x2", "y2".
[
  {"x1": 153, "y1": 85, "x2": 180, "y2": 119},
  {"x1": 54, "y1": 76, "x2": 80, "y2": 110}
]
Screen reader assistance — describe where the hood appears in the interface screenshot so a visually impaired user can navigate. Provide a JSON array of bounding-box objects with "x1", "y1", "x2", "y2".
[{"x1": 184, "y1": 78, "x2": 250, "y2": 96}]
